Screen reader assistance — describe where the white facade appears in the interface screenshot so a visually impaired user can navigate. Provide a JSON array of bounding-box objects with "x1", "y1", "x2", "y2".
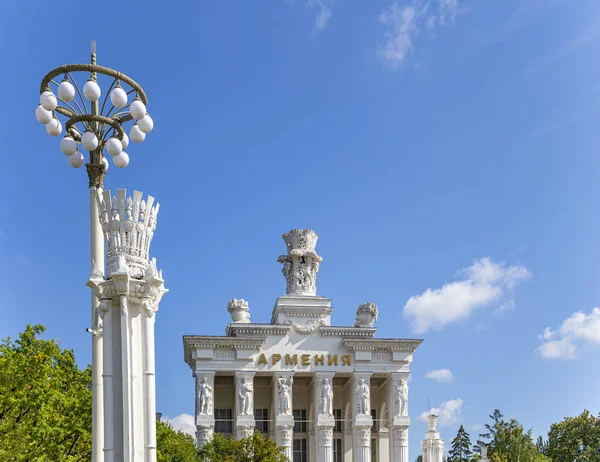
[
  {"x1": 184, "y1": 229, "x2": 422, "y2": 462},
  {"x1": 88, "y1": 189, "x2": 168, "y2": 462}
]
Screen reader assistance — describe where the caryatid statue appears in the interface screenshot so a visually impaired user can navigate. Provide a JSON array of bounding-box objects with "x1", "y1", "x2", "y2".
[
  {"x1": 319, "y1": 378, "x2": 333, "y2": 416},
  {"x1": 278, "y1": 376, "x2": 293, "y2": 415},
  {"x1": 356, "y1": 378, "x2": 370, "y2": 415},
  {"x1": 197, "y1": 377, "x2": 213, "y2": 415},
  {"x1": 239, "y1": 378, "x2": 254, "y2": 416},
  {"x1": 395, "y1": 379, "x2": 408, "y2": 417}
]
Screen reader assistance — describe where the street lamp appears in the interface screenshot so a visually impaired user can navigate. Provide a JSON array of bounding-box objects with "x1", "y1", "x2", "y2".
[{"x1": 37, "y1": 40, "x2": 153, "y2": 462}]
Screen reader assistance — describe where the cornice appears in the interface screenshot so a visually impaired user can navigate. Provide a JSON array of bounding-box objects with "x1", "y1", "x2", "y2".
[
  {"x1": 183, "y1": 336, "x2": 266, "y2": 367},
  {"x1": 320, "y1": 327, "x2": 376, "y2": 338},
  {"x1": 341, "y1": 339, "x2": 423, "y2": 352},
  {"x1": 226, "y1": 324, "x2": 290, "y2": 337}
]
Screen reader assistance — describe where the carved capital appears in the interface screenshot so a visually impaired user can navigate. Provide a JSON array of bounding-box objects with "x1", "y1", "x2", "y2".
[
  {"x1": 393, "y1": 427, "x2": 408, "y2": 446},
  {"x1": 86, "y1": 163, "x2": 105, "y2": 189},
  {"x1": 141, "y1": 298, "x2": 158, "y2": 318},
  {"x1": 196, "y1": 426, "x2": 214, "y2": 448},
  {"x1": 317, "y1": 427, "x2": 333, "y2": 447},
  {"x1": 354, "y1": 426, "x2": 371, "y2": 447},
  {"x1": 276, "y1": 426, "x2": 293, "y2": 446}
]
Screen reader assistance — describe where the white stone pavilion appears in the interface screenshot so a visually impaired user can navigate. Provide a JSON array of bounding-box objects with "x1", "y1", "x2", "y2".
[{"x1": 183, "y1": 229, "x2": 422, "y2": 462}]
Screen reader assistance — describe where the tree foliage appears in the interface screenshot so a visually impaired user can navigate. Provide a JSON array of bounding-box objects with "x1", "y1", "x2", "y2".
[
  {"x1": 0, "y1": 325, "x2": 92, "y2": 461},
  {"x1": 479, "y1": 410, "x2": 551, "y2": 462},
  {"x1": 157, "y1": 420, "x2": 199, "y2": 462},
  {"x1": 199, "y1": 431, "x2": 287, "y2": 462},
  {"x1": 545, "y1": 410, "x2": 600, "y2": 462},
  {"x1": 448, "y1": 425, "x2": 473, "y2": 462}
]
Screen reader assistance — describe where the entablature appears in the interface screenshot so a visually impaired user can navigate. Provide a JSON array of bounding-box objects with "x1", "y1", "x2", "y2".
[{"x1": 183, "y1": 335, "x2": 265, "y2": 367}]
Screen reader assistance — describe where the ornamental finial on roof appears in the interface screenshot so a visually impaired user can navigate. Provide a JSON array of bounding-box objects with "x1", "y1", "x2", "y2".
[{"x1": 277, "y1": 229, "x2": 322, "y2": 296}]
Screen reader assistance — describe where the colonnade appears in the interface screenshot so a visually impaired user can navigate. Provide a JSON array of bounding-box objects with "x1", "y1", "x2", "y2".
[{"x1": 193, "y1": 371, "x2": 411, "y2": 462}]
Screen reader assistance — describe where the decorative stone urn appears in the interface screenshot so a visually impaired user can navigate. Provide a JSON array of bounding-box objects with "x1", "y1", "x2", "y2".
[
  {"x1": 227, "y1": 298, "x2": 250, "y2": 323},
  {"x1": 353, "y1": 302, "x2": 378, "y2": 327}
]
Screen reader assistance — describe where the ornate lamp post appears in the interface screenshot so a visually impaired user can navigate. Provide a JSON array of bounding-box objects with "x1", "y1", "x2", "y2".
[{"x1": 36, "y1": 41, "x2": 154, "y2": 462}]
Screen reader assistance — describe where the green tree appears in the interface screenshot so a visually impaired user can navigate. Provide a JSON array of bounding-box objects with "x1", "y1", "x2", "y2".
[
  {"x1": 448, "y1": 425, "x2": 473, "y2": 462},
  {"x1": 415, "y1": 456, "x2": 423, "y2": 462},
  {"x1": 156, "y1": 420, "x2": 199, "y2": 462},
  {"x1": 0, "y1": 324, "x2": 92, "y2": 461},
  {"x1": 479, "y1": 410, "x2": 549, "y2": 462},
  {"x1": 545, "y1": 410, "x2": 600, "y2": 462},
  {"x1": 199, "y1": 431, "x2": 287, "y2": 462}
]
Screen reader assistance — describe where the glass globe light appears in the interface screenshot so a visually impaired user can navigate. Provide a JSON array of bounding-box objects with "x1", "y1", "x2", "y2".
[
  {"x1": 102, "y1": 156, "x2": 109, "y2": 171},
  {"x1": 58, "y1": 80, "x2": 76, "y2": 102},
  {"x1": 130, "y1": 124, "x2": 145, "y2": 143},
  {"x1": 68, "y1": 150, "x2": 84, "y2": 168},
  {"x1": 114, "y1": 151, "x2": 129, "y2": 168},
  {"x1": 46, "y1": 117, "x2": 62, "y2": 136},
  {"x1": 60, "y1": 136, "x2": 77, "y2": 156},
  {"x1": 35, "y1": 105, "x2": 52, "y2": 124},
  {"x1": 120, "y1": 132, "x2": 129, "y2": 149},
  {"x1": 81, "y1": 131, "x2": 99, "y2": 151},
  {"x1": 105, "y1": 136, "x2": 123, "y2": 156},
  {"x1": 110, "y1": 85, "x2": 128, "y2": 109},
  {"x1": 129, "y1": 99, "x2": 146, "y2": 120},
  {"x1": 40, "y1": 91, "x2": 58, "y2": 111},
  {"x1": 83, "y1": 79, "x2": 101, "y2": 102},
  {"x1": 137, "y1": 114, "x2": 154, "y2": 134}
]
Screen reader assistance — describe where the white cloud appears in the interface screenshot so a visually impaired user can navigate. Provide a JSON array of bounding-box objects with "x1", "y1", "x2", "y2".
[
  {"x1": 439, "y1": 0, "x2": 458, "y2": 26},
  {"x1": 469, "y1": 423, "x2": 484, "y2": 432},
  {"x1": 425, "y1": 368, "x2": 455, "y2": 383},
  {"x1": 536, "y1": 308, "x2": 600, "y2": 359},
  {"x1": 164, "y1": 413, "x2": 196, "y2": 438},
  {"x1": 308, "y1": 0, "x2": 333, "y2": 33},
  {"x1": 377, "y1": 0, "x2": 462, "y2": 68},
  {"x1": 403, "y1": 257, "x2": 531, "y2": 334},
  {"x1": 419, "y1": 398, "x2": 463, "y2": 427}
]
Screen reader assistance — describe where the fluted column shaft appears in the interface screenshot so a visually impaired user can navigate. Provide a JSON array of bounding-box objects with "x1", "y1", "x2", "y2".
[
  {"x1": 142, "y1": 301, "x2": 157, "y2": 462},
  {"x1": 318, "y1": 426, "x2": 334, "y2": 462},
  {"x1": 100, "y1": 300, "x2": 114, "y2": 462}
]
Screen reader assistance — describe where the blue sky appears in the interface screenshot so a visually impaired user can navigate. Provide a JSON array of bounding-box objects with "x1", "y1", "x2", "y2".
[{"x1": 2, "y1": 0, "x2": 600, "y2": 459}]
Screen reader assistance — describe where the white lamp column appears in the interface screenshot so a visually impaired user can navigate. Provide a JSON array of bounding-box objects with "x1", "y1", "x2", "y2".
[
  {"x1": 351, "y1": 372, "x2": 373, "y2": 462},
  {"x1": 389, "y1": 373, "x2": 410, "y2": 462},
  {"x1": 421, "y1": 415, "x2": 444, "y2": 462},
  {"x1": 235, "y1": 372, "x2": 256, "y2": 440},
  {"x1": 273, "y1": 372, "x2": 294, "y2": 460},
  {"x1": 88, "y1": 189, "x2": 167, "y2": 462}
]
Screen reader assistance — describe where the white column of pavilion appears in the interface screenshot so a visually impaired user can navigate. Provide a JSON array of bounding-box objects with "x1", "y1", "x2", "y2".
[
  {"x1": 235, "y1": 371, "x2": 256, "y2": 440},
  {"x1": 352, "y1": 372, "x2": 374, "y2": 462},
  {"x1": 313, "y1": 372, "x2": 335, "y2": 462},
  {"x1": 195, "y1": 371, "x2": 216, "y2": 448},
  {"x1": 389, "y1": 372, "x2": 410, "y2": 462},
  {"x1": 273, "y1": 371, "x2": 295, "y2": 461}
]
